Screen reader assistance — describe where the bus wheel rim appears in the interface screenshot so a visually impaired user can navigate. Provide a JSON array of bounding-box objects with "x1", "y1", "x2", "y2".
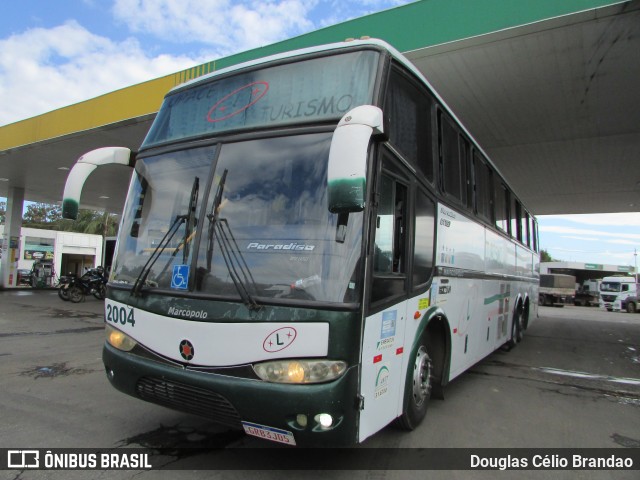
[{"x1": 412, "y1": 346, "x2": 431, "y2": 407}]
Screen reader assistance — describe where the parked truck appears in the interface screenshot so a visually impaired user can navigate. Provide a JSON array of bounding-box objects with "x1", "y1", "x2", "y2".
[
  {"x1": 599, "y1": 276, "x2": 639, "y2": 312},
  {"x1": 573, "y1": 279, "x2": 601, "y2": 306},
  {"x1": 539, "y1": 274, "x2": 576, "y2": 307}
]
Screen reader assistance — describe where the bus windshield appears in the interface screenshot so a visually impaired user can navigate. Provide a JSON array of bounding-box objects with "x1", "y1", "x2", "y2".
[
  {"x1": 143, "y1": 50, "x2": 380, "y2": 147},
  {"x1": 112, "y1": 132, "x2": 364, "y2": 304}
]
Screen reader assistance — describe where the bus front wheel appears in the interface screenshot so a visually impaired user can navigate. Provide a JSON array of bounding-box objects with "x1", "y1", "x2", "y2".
[{"x1": 397, "y1": 343, "x2": 432, "y2": 430}]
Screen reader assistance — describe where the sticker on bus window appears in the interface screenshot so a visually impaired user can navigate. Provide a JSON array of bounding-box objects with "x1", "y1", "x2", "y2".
[{"x1": 171, "y1": 265, "x2": 189, "y2": 290}]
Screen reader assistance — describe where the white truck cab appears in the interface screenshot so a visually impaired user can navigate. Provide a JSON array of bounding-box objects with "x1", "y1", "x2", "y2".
[{"x1": 599, "y1": 276, "x2": 638, "y2": 312}]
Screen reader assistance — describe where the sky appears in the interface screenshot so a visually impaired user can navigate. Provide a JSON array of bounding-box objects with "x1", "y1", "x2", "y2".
[{"x1": 0, "y1": 0, "x2": 638, "y2": 269}]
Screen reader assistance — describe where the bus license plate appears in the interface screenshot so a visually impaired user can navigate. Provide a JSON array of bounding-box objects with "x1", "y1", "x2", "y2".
[{"x1": 241, "y1": 421, "x2": 296, "y2": 446}]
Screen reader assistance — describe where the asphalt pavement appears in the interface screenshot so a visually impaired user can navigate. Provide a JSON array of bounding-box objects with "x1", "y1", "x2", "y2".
[{"x1": 0, "y1": 288, "x2": 638, "y2": 479}]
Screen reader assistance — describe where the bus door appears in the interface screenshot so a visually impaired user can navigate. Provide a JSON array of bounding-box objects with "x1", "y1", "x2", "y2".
[{"x1": 359, "y1": 159, "x2": 410, "y2": 442}]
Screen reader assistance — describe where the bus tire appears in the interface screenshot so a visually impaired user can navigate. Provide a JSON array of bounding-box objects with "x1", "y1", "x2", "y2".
[
  {"x1": 397, "y1": 342, "x2": 432, "y2": 430},
  {"x1": 505, "y1": 310, "x2": 522, "y2": 350}
]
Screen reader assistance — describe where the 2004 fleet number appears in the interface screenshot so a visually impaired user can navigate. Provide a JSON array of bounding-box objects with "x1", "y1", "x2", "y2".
[{"x1": 106, "y1": 304, "x2": 135, "y2": 327}]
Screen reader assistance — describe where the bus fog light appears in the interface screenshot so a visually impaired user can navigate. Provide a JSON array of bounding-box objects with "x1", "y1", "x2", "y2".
[
  {"x1": 105, "y1": 324, "x2": 137, "y2": 351},
  {"x1": 315, "y1": 413, "x2": 333, "y2": 428},
  {"x1": 296, "y1": 414, "x2": 308, "y2": 428},
  {"x1": 253, "y1": 359, "x2": 347, "y2": 384}
]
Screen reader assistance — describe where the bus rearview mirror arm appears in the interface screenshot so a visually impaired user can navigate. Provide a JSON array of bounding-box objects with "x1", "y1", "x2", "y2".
[
  {"x1": 327, "y1": 105, "x2": 384, "y2": 214},
  {"x1": 62, "y1": 147, "x2": 136, "y2": 219}
]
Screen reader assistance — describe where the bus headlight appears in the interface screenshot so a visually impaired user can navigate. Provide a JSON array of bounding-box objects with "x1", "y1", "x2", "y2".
[
  {"x1": 253, "y1": 359, "x2": 347, "y2": 384},
  {"x1": 105, "y1": 324, "x2": 137, "y2": 352}
]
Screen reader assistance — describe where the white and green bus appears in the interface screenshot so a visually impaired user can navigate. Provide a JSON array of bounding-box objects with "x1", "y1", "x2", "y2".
[{"x1": 63, "y1": 38, "x2": 539, "y2": 446}]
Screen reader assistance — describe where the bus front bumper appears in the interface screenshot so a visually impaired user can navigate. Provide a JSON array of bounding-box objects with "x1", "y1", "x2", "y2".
[{"x1": 103, "y1": 343, "x2": 360, "y2": 446}]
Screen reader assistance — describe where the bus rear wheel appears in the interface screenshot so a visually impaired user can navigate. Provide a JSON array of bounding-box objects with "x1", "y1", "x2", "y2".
[
  {"x1": 397, "y1": 343, "x2": 432, "y2": 430},
  {"x1": 505, "y1": 308, "x2": 523, "y2": 350}
]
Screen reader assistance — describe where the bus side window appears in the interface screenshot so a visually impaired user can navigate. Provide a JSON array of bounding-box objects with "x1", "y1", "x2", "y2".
[
  {"x1": 461, "y1": 136, "x2": 472, "y2": 211},
  {"x1": 439, "y1": 112, "x2": 463, "y2": 204},
  {"x1": 371, "y1": 172, "x2": 408, "y2": 304},
  {"x1": 511, "y1": 197, "x2": 522, "y2": 242},
  {"x1": 474, "y1": 152, "x2": 492, "y2": 223},
  {"x1": 494, "y1": 182, "x2": 509, "y2": 233},
  {"x1": 531, "y1": 218, "x2": 539, "y2": 252},
  {"x1": 522, "y1": 210, "x2": 531, "y2": 248},
  {"x1": 385, "y1": 65, "x2": 434, "y2": 184},
  {"x1": 413, "y1": 188, "x2": 435, "y2": 289}
]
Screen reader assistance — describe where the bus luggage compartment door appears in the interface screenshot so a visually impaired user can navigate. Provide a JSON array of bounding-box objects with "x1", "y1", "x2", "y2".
[{"x1": 358, "y1": 303, "x2": 407, "y2": 442}]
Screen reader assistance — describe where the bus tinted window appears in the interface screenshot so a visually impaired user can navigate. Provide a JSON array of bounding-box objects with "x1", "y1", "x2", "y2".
[
  {"x1": 511, "y1": 197, "x2": 522, "y2": 242},
  {"x1": 495, "y1": 183, "x2": 508, "y2": 232},
  {"x1": 386, "y1": 67, "x2": 434, "y2": 182},
  {"x1": 522, "y1": 210, "x2": 531, "y2": 247},
  {"x1": 440, "y1": 113, "x2": 463, "y2": 202},
  {"x1": 474, "y1": 152, "x2": 492, "y2": 222},
  {"x1": 460, "y1": 137, "x2": 471, "y2": 209},
  {"x1": 413, "y1": 188, "x2": 435, "y2": 287},
  {"x1": 143, "y1": 51, "x2": 379, "y2": 147},
  {"x1": 372, "y1": 171, "x2": 408, "y2": 304}
]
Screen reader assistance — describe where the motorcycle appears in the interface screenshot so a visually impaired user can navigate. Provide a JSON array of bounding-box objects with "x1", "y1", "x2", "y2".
[{"x1": 63, "y1": 267, "x2": 107, "y2": 303}]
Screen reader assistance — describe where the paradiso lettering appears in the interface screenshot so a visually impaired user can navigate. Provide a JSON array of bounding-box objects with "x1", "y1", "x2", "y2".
[{"x1": 247, "y1": 242, "x2": 316, "y2": 251}]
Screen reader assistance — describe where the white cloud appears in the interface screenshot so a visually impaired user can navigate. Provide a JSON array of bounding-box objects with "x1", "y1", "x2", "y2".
[
  {"x1": 112, "y1": 0, "x2": 317, "y2": 55},
  {"x1": 606, "y1": 239, "x2": 639, "y2": 246},
  {"x1": 0, "y1": 21, "x2": 202, "y2": 125},
  {"x1": 539, "y1": 225, "x2": 640, "y2": 241},
  {"x1": 560, "y1": 236, "x2": 599, "y2": 242},
  {"x1": 539, "y1": 212, "x2": 640, "y2": 227}
]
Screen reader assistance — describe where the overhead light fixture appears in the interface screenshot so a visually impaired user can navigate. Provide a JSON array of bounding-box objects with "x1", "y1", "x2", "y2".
[
  {"x1": 58, "y1": 166, "x2": 70, "y2": 171},
  {"x1": 99, "y1": 195, "x2": 110, "y2": 199},
  {"x1": 0, "y1": 178, "x2": 9, "y2": 182}
]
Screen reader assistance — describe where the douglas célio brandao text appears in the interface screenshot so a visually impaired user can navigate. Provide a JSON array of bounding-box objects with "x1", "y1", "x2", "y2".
[{"x1": 470, "y1": 453, "x2": 634, "y2": 470}]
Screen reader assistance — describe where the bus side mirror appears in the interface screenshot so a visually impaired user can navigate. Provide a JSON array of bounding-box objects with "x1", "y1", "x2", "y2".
[
  {"x1": 327, "y1": 105, "x2": 384, "y2": 213},
  {"x1": 62, "y1": 147, "x2": 136, "y2": 219}
]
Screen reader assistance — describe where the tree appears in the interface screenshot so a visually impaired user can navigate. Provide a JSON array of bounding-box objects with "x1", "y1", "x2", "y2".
[
  {"x1": 540, "y1": 249, "x2": 557, "y2": 262},
  {"x1": 2, "y1": 200, "x2": 118, "y2": 235},
  {"x1": 22, "y1": 202, "x2": 62, "y2": 227},
  {"x1": 59, "y1": 210, "x2": 119, "y2": 236}
]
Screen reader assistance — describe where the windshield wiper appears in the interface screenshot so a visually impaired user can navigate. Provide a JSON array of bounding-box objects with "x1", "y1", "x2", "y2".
[
  {"x1": 215, "y1": 219, "x2": 261, "y2": 310},
  {"x1": 206, "y1": 169, "x2": 227, "y2": 271},
  {"x1": 205, "y1": 169, "x2": 261, "y2": 310},
  {"x1": 131, "y1": 177, "x2": 199, "y2": 297}
]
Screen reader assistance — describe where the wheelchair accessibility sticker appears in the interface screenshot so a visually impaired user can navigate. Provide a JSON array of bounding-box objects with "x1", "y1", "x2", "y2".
[{"x1": 171, "y1": 265, "x2": 189, "y2": 290}]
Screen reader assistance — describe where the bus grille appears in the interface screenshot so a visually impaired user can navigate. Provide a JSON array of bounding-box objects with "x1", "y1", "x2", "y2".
[{"x1": 135, "y1": 377, "x2": 242, "y2": 428}]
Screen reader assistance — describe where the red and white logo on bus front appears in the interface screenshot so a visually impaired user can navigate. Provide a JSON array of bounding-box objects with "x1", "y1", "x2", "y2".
[
  {"x1": 206, "y1": 81, "x2": 269, "y2": 123},
  {"x1": 263, "y1": 327, "x2": 297, "y2": 353},
  {"x1": 179, "y1": 339, "x2": 195, "y2": 361}
]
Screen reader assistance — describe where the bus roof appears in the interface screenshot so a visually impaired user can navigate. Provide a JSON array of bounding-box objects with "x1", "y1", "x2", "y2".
[
  {"x1": 171, "y1": 38, "x2": 403, "y2": 93},
  {"x1": 167, "y1": 37, "x2": 519, "y2": 209}
]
